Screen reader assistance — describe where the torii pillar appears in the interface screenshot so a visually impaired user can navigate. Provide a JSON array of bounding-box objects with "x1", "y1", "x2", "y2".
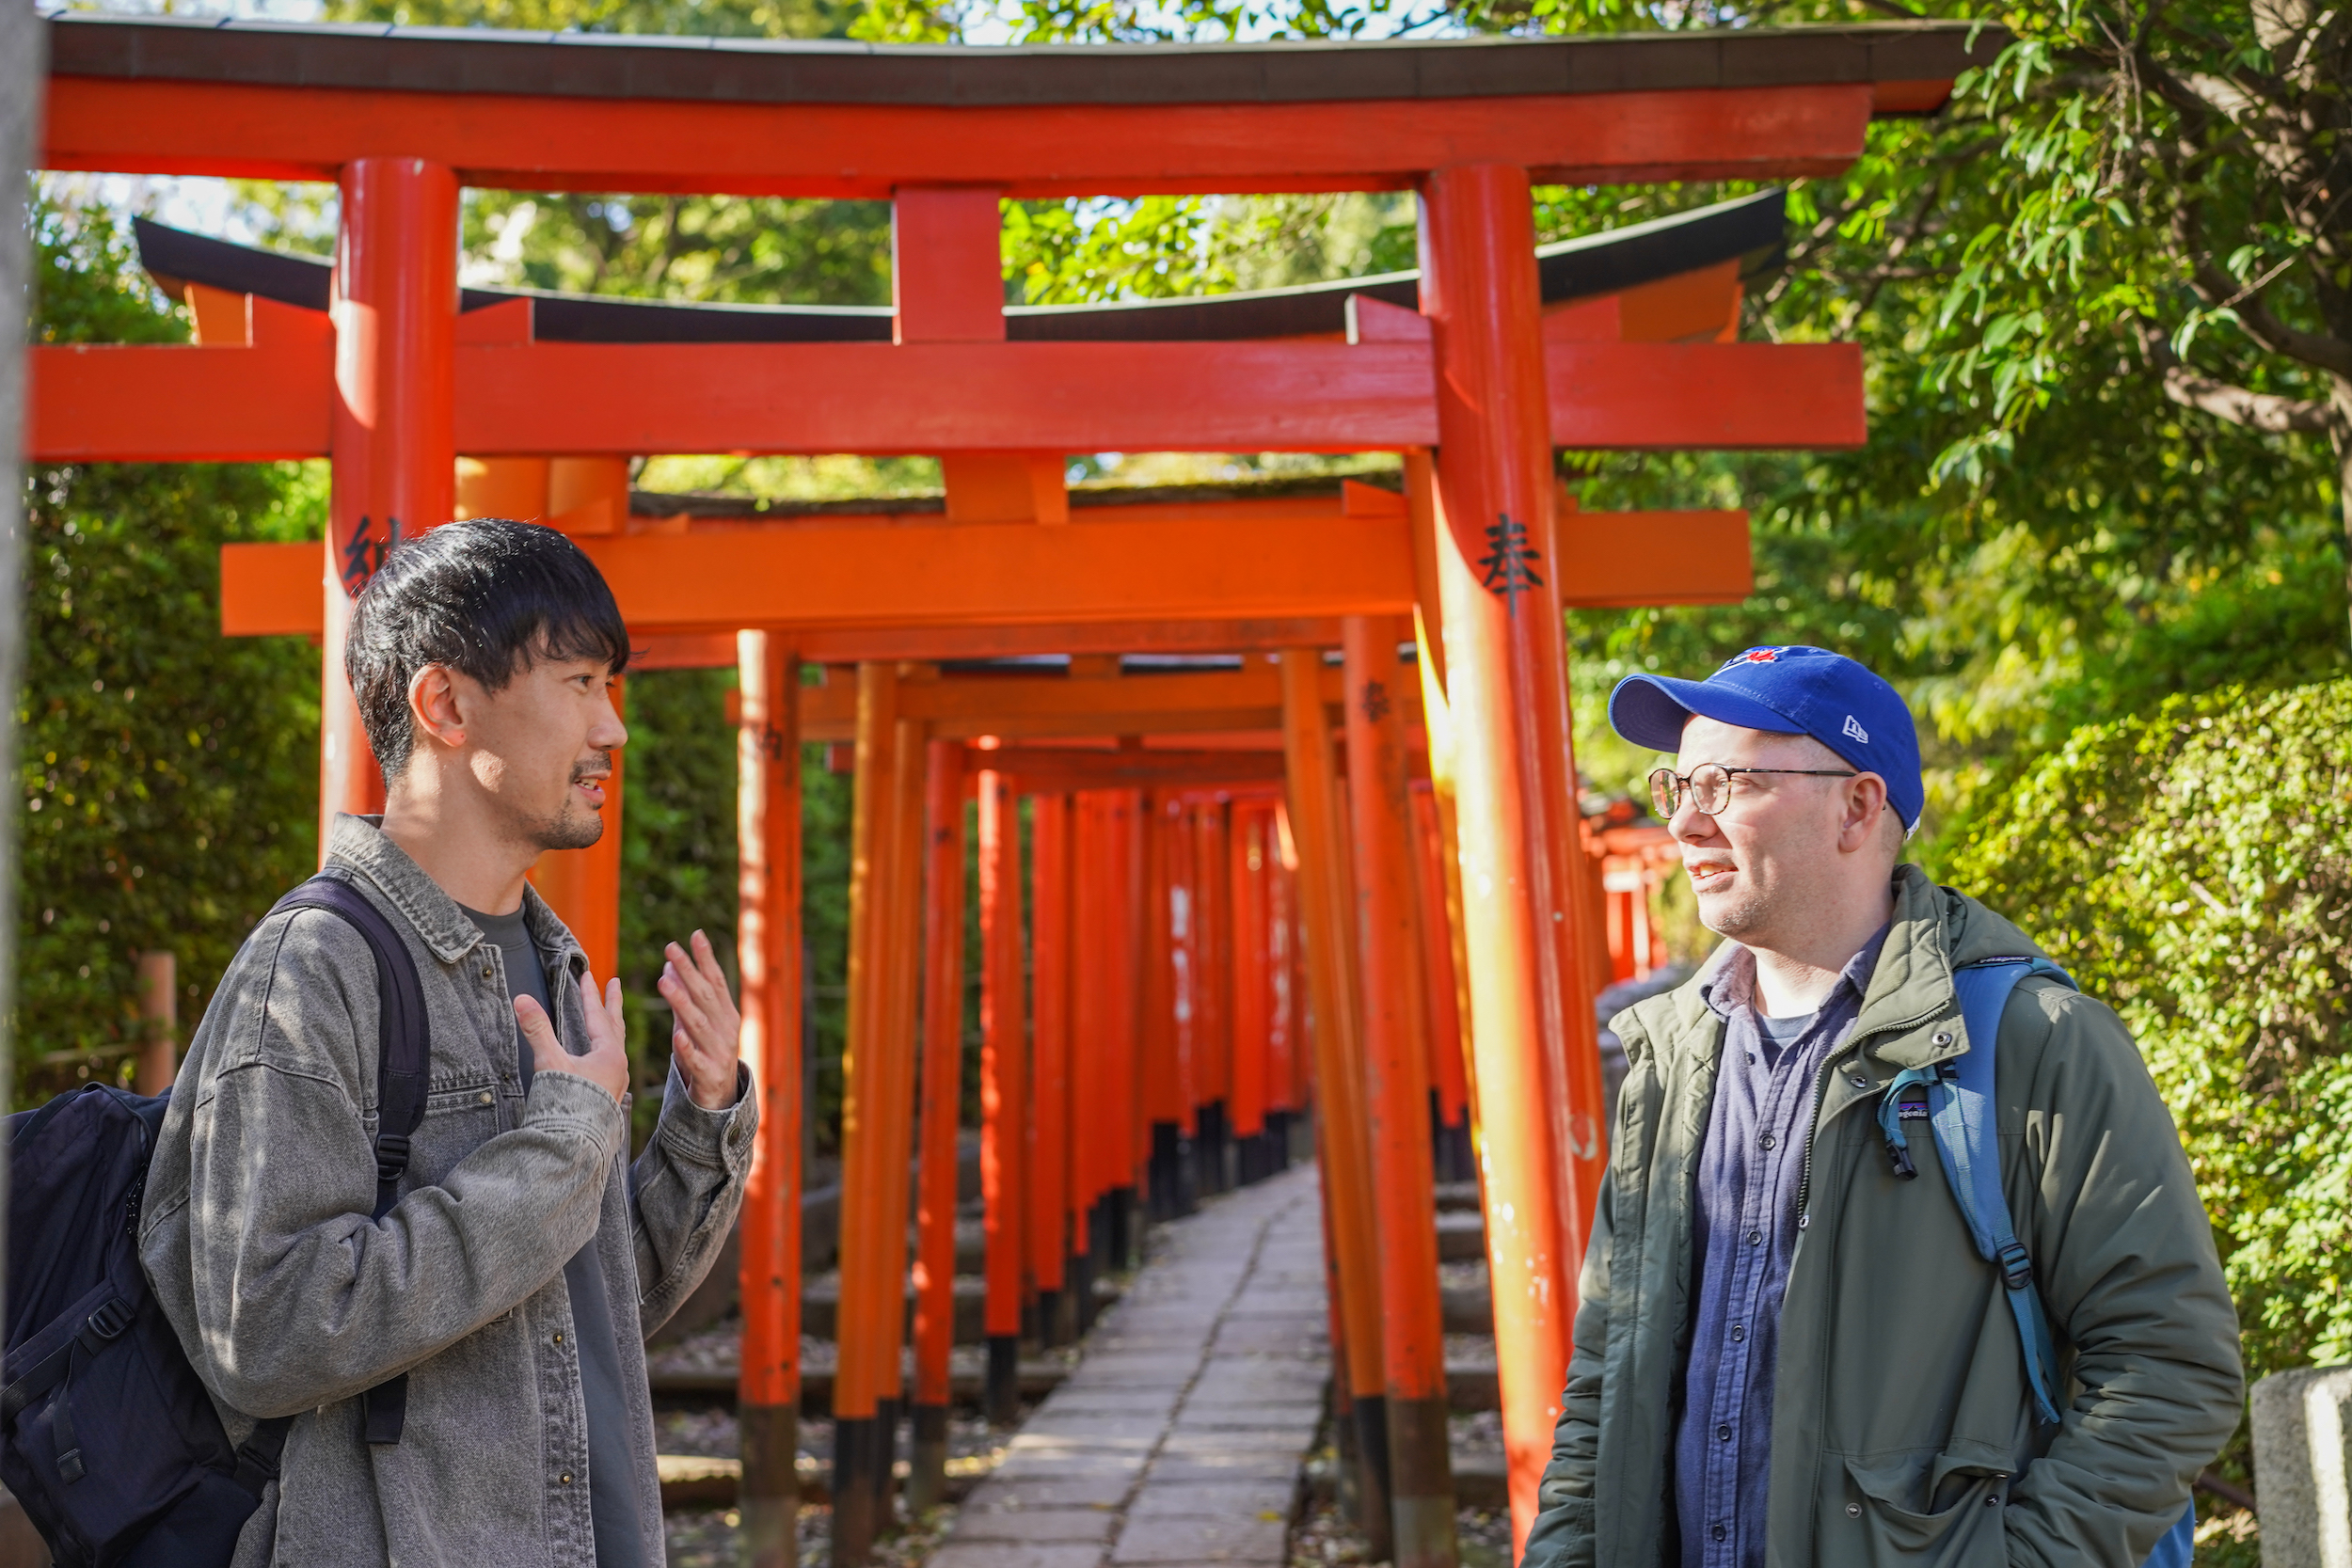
[
  {"x1": 1420, "y1": 163, "x2": 1611, "y2": 1550},
  {"x1": 322, "y1": 155, "x2": 455, "y2": 852}
]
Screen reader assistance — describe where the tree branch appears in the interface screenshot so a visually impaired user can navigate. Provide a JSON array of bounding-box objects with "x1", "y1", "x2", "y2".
[
  {"x1": 2135, "y1": 319, "x2": 2336, "y2": 433},
  {"x1": 2171, "y1": 198, "x2": 2352, "y2": 378}
]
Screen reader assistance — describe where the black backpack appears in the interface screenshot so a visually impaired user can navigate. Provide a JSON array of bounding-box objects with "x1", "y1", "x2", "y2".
[{"x1": 1, "y1": 875, "x2": 429, "y2": 1567}]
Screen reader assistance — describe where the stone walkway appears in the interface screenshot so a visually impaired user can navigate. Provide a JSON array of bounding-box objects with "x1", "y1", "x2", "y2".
[{"x1": 935, "y1": 1165, "x2": 1327, "y2": 1568}]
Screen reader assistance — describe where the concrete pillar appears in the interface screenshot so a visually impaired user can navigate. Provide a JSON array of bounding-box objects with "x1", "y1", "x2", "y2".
[{"x1": 2255, "y1": 1367, "x2": 2352, "y2": 1567}]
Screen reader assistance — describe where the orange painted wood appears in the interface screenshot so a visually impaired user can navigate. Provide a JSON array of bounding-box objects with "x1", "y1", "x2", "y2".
[
  {"x1": 1193, "y1": 802, "x2": 1233, "y2": 1123},
  {"x1": 1546, "y1": 341, "x2": 1864, "y2": 449},
  {"x1": 1554, "y1": 508, "x2": 1752, "y2": 607},
  {"x1": 1279, "y1": 648, "x2": 1384, "y2": 1402},
  {"x1": 913, "y1": 739, "x2": 969, "y2": 1407},
  {"x1": 27, "y1": 295, "x2": 332, "y2": 461},
  {"x1": 1343, "y1": 618, "x2": 1449, "y2": 1407},
  {"x1": 1069, "y1": 793, "x2": 1113, "y2": 1224},
  {"x1": 220, "y1": 542, "x2": 326, "y2": 636},
  {"x1": 876, "y1": 706, "x2": 930, "y2": 1403},
  {"x1": 318, "y1": 157, "x2": 457, "y2": 858},
  {"x1": 1026, "y1": 793, "x2": 1073, "y2": 1293},
  {"x1": 1104, "y1": 790, "x2": 1145, "y2": 1196},
  {"x1": 1227, "y1": 801, "x2": 1274, "y2": 1139},
  {"x1": 977, "y1": 766, "x2": 1029, "y2": 1338},
  {"x1": 1410, "y1": 784, "x2": 1470, "y2": 1130},
  {"x1": 40, "y1": 337, "x2": 1863, "y2": 467},
  {"x1": 1140, "y1": 798, "x2": 1183, "y2": 1131},
  {"x1": 454, "y1": 338, "x2": 1435, "y2": 454},
  {"x1": 1422, "y1": 162, "x2": 1593, "y2": 1550},
  {"x1": 833, "y1": 663, "x2": 900, "y2": 1422},
  {"x1": 581, "y1": 513, "x2": 1415, "y2": 633},
  {"x1": 43, "y1": 77, "x2": 1874, "y2": 197},
  {"x1": 993, "y1": 748, "x2": 1289, "y2": 794},
  {"x1": 736, "y1": 633, "x2": 803, "y2": 1412}
]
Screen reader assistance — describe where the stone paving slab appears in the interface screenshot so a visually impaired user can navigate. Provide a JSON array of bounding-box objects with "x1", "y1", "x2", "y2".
[
  {"x1": 950, "y1": 1508, "x2": 1123, "y2": 1544},
  {"x1": 948, "y1": 1166, "x2": 1327, "y2": 1568},
  {"x1": 930, "y1": 1543, "x2": 1108, "y2": 1568}
]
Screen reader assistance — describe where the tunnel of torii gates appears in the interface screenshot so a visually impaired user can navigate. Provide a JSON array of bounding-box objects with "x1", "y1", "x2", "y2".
[{"x1": 27, "y1": 11, "x2": 1979, "y2": 1566}]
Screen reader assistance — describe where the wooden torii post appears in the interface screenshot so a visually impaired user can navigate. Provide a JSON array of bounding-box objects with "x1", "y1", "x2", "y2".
[{"x1": 25, "y1": 14, "x2": 1986, "y2": 1560}]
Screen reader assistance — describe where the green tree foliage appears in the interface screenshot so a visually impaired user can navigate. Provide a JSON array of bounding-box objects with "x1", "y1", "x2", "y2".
[
  {"x1": 1944, "y1": 679, "x2": 2352, "y2": 1533},
  {"x1": 15, "y1": 206, "x2": 323, "y2": 1105}
]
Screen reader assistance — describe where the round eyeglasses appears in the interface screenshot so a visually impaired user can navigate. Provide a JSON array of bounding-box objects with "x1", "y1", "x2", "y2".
[{"x1": 1649, "y1": 763, "x2": 1858, "y2": 819}]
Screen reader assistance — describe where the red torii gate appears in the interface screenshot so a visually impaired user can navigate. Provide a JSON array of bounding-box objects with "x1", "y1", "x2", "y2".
[{"x1": 26, "y1": 13, "x2": 1981, "y2": 1563}]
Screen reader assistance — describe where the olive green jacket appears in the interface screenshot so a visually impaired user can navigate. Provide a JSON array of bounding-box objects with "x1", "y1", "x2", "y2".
[{"x1": 1521, "y1": 865, "x2": 2243, "y2": 1568}]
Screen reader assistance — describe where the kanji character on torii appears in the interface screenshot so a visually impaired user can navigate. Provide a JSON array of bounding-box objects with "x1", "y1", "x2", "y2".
[{"x1": 25, "y1": 14, "x2": 1983, "y2": 1567}]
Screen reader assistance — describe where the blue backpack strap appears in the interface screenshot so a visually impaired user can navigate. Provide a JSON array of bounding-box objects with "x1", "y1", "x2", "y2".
[{"x1": 1937, "y1": 957, "x2": 2075, "y2": 1429}]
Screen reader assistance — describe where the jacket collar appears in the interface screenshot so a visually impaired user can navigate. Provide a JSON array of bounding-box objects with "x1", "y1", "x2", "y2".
[{"x1": 326, "y1": 813, "x2": 585, "y2": 975}]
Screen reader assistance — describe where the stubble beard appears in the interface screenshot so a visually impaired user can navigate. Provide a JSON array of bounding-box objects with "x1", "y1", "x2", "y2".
[
  {"x1": 1696, "y1": 874, "x2": 1774, "y2": 944},
  {"x1": 526, "y1": 753, "x2": 611, "y2": 852}
]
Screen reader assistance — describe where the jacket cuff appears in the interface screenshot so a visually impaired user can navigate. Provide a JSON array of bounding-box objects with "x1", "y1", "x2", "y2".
[
  {"x1": 523, "y1": 1069, "x2": 628, "y2": 1162},
  {"x1": 655, "y1": 1059, "x2": 758, "y2": 1174}
]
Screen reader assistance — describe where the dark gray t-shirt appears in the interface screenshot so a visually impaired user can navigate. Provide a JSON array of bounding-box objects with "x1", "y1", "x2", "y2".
[{"x1": 462, "y1": 903, "x2": 645, "y2": 1568}]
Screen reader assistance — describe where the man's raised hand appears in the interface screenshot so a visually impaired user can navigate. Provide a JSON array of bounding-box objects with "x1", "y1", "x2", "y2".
[
  {"x1": 516, "y1": 973, "x2": 631, "y2": 1104},
  {"x1": 659, "y1": 930, "x2": 742, "y2": 1111}
]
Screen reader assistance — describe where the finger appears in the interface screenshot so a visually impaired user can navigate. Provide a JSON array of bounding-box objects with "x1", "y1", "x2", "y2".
[
  {"x1": 514, "y1": 993, "x2": 561, "y2": 1054},
  {"x1": 690, "y1": 929, "x2": 731, "y2": 992},
  {"x1": 659, "y1": 958, "x2": 713, "y2": 1040},
  {"x1": 603, "y1": 975, "x2": 627, "y2": 1038}
]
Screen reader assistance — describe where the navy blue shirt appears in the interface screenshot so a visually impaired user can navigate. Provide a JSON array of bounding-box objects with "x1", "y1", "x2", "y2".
[{"x1": 1674, "y1": 929, "x2": 1887, "y2": 1568}]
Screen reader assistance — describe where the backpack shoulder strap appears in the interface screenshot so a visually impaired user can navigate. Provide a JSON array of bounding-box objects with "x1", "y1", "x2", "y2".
[
  {"x1": 265, "y1": 872, "x2": 429, "y2": 1446},
  {"x1": 1937, "y1": 956, "x2": 2074, "y2": 1427}
]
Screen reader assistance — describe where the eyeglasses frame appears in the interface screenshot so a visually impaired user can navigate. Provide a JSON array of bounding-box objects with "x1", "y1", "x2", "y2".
[{"x1": 1648, "y1": 764, "x2": 1861, "y2": 820}]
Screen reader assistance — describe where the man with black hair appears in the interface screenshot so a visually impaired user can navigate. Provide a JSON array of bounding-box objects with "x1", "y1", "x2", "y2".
[{"x1": 141, "y1": 519, "x2": 756, "y2": 1567}]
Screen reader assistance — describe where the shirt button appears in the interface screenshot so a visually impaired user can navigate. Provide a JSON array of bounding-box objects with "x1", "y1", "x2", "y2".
[
  {"x1": 1847, "y1": 1503, "x2": 1862, "y2": 1518},
  {"x1": 1711, "y1": 1524, "x2": 1727, "y2": 1542},
  {"x1": 1747, "y1": 1229, "x2": 1762, "y2": 1244},
  {"x1": 1716, "y1": 1424, "x2": 1731, "y2": 1441},
  {"x1": 1730, "y1": 1325, "x2": 1745, "y2": 1342},
  {"x1": 1758, "y1": 1132, "x2": 1776, "y2": 1150}
]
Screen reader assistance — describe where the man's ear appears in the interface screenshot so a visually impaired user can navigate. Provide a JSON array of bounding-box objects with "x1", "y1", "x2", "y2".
[
  {"x1": 408, "y1": 665, "x2": 468, "y2": 752},
  {"x1": 1837, "y1": 772, "x2": 1892, "y2": 854}
]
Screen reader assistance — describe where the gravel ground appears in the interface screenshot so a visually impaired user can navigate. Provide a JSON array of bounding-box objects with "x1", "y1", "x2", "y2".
[
  {"x1": 652, "y1": 1404, "x2": 1022, "y2": 1466},
  {"x1": 665, "y1": 1502, "x2": 956, "y2": 1568}
]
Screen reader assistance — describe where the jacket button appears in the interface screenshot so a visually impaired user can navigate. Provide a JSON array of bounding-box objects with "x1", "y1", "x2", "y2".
[
  {"x1": 1847, "y1": 1503, "x2": 1861, "y2": 1518},
  {"x1": 560, "y1": 1473, "x2": 573, "y2": 1485},
  {"x1": 1933, "y1": 1031, "x2": 1954, "y2": 1046},
  {"x1": 1850, "y1": 1073, "x2": 1870, "y2": 1089},
  {"x1": 482, "y1": 965, "x2": 495, "y2": 979},
  {"x1": 479, "y1": 1091, "x2": 494, "y2": 1105},
  {"x1": 1985, "y1": 1494, "x2": 2000, "y2": 1507},
  {"x1": 553, "y1": 1332, "x2": 564, "y2": 1345}
]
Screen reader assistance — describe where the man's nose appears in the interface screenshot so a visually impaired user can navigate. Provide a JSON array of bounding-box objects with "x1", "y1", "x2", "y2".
[
  {"x1": 593, "y1": 694, "x2": 628, "y2": 751},
  {"x1": 1669, "y1": 797, "x2": 1720, "y2": 845}
]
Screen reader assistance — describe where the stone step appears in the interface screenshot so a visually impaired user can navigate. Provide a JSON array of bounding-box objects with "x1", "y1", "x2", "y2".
[
  {"x1": 658, "y1": 1452, "x2": 989, "y2": 1511},
  {"x1": 1436, "y1": 1209, "x2": 1486, "y2": 1262},
  {"x1": 647, "y1": 1350, "x2": 1500, "y2": 1414},
  {"x1": 648, "y1": 1359, "x2": 1072, "y2": 1414}
]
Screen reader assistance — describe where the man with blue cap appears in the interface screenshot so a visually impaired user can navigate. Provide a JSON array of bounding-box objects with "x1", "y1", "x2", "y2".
[{"x1": 1517, "y1": 646, "x2": 2242, "y2": 1568}]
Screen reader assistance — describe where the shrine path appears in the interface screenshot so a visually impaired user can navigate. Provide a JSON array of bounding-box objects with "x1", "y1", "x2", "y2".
[{"x1": 936, "y1": 1165, "x2": 1327, "y2": 1568}]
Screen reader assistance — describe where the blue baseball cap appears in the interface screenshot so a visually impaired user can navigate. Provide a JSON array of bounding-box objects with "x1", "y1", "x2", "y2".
[{"x1": 1608, "y1": 645, "x2": 1923, "y2": 827}]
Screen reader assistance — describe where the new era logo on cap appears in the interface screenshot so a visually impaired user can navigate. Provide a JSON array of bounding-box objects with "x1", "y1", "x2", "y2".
[{"x1": 1843, "y1": 715, "x2": 1869, "y2": 744}]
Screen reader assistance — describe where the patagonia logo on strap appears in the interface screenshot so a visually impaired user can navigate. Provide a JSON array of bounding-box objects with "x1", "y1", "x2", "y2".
[{"x1": 1896, "y1": 1101, "x2": 1930, "y2": 1121}]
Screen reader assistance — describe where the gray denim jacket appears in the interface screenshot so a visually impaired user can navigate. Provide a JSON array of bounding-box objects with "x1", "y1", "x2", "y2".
[{"x1": 139, "y1": 814, "x2": 757, "y2": 1567}]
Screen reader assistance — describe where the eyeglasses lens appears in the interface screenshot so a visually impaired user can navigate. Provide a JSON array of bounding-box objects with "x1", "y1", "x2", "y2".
[{"x1": 1648, "y1": 768, "x2": 1681, "y2": 818}]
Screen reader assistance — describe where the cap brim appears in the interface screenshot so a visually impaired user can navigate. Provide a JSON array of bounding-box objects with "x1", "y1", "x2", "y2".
[{"x1": 1607, "y1": 673, "x2": 1804, "y2": 754}]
